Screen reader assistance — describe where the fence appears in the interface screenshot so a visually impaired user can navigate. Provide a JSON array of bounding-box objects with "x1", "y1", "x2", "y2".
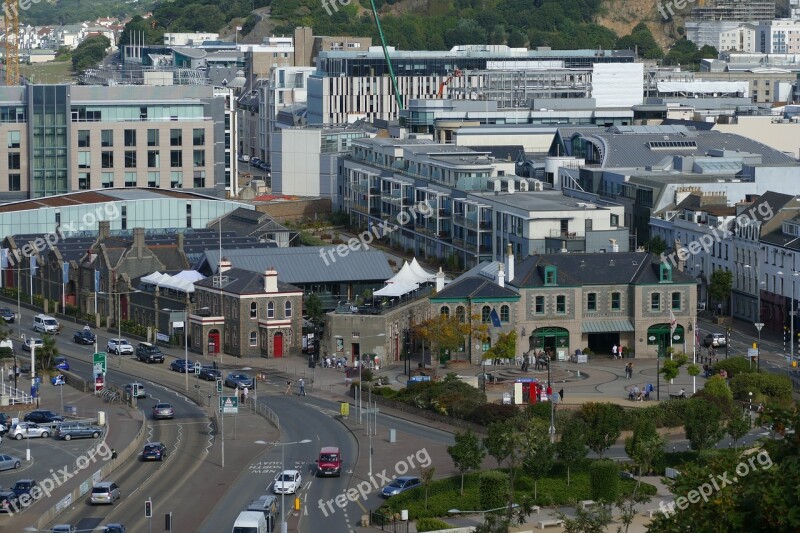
[
  {"x1": 370, "y1": 511, "x2": 410, "y2": 533},
  {"x1": 0, "y1": 381, "x2": 33, "y2": 404}
]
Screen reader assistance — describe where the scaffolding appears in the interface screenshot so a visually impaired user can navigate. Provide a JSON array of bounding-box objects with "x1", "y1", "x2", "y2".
[
  {"x1": 449, "y1": 69, "x2": 592, "y2": 108},
  {"x1": 79, "y1": 65, "x2": 210, "y2": 86}
]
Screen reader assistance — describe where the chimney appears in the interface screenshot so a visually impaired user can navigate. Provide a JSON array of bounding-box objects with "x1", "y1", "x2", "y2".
[
  {"x1": 177, "y1": 232, "x2": 185, "y2": 253},
  {"x1": 219, "y1": 257, "x2": 232, "y2": 274},
  {"x1": 609, "y1": 238, "x2": 619, "y2": 253},
  {"x1": 133, "y1": 227, "x2": 145, "y2": 257},
  {"x1": 264, "y1": 267, "x2": 278, "y2": 293},
  {"x1": 435, "y1": 267, "x2": 445, "y2": 292},
  {"x1": 506, "y1": 242, "x2": 514, "y2": 283},
  {"x1": 496, "y1": 263, "x2": 505, "y2": 288},
  {"x1": 98, "y1": 220, "x2": 111, "y2": 240}
]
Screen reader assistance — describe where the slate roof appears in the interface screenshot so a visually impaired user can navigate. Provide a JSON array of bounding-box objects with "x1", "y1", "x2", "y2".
[
  {"x1": 431, "y1": 276, "x2": 520, "y2": 301},
  {"x1": 207, "y1": 207, "x2": 292, "y2": 238},
  {"x1": 193, "y1": 266, "x2": 301, "y2": 295},
  {"x1": 511, "y1": 252, "x2": 698, "y2": 288}
]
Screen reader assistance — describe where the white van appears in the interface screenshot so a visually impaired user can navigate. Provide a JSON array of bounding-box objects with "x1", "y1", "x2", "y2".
[
  {"x1": 232, "y1": 511, "x2": 267, "y2": 533},
  {"x1": 33, "y1": 314, "x2": 60, "y2": 334}
]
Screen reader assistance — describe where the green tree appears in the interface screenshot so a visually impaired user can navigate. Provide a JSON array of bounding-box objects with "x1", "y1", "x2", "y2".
[
  {"x1": 726, "y1": 410, "x2": 751, "y2": 449},
  {"x1": 484, "y1": 418, "x2": 525, "y2": 512},
  {"x1": 556, "y1": 416, "x2": 588, "y2": 486},
  {"x1": 684, "y1": 399, "x2": 723, "y2": 451},
  {"x1": 624, "y1": 418, "x2": 664, "y2": 476},
  {"x1": 647, "y1": 236, "x2": 667, "y2": 255},
  {"x1": 420, "y1": 465, "x2": 435, "y2": 510},
  {"x1": 118, "y1": 15, "x2": 164, "y2": 47},
  {"x1": 575, "y1": 403, "x2": 623, "y2": 458},
  {"x1": 660, "y1": 360, "x2": 680, "y2": 394},
  {"x1": 521, "y1": 417, "x2": 555, "y2": 501},
  {"x1": 304, "y1": 293, "x2": 324, "y2": 325},
  {"x1": 71, "y1": 35, "x2": 112, "y2": 72},
  {"x1": 709, "y1": 269, "x2": 733, "y2": 316},
  {"x1": 447, "y1": 429, "x2": 486, "y2": 496},
  {"x1": 483, "y1": 330, "x2": 517, "y2": 363},
  {"x1": 415, "y1": 313, "x2": 471, "y2": 364},
  {"x1": 37, "y1": 334, "x2": 59, "y2": 372}
]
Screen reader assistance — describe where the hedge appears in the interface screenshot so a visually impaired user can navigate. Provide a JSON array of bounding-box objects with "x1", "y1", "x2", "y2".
[
  {"x1": 416, "y1": 517, "x2": 454, "y2": 532},
  {"x1": 589, "y1": 460, "x2": 619, "y2": 502}
]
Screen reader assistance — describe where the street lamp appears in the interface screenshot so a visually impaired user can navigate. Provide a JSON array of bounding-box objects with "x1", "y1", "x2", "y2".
[
  {"x1": 745, "y1": 263, "x2": 764, "y2": 371},
  {"x1": 264, "y1": 439, "x2": 312, "y2": 533},
  {"x1": 355, "y1": 333, "x2": 385, "y2": 425},
  {"x1": 791, "y1": 272, "x2": 799, "y2": 376},
  {"x1": 163, "y1": 307, "x2": 190, "y2": 391}
]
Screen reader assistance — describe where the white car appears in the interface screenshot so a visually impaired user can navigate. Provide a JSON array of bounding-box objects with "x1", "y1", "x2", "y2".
[
  {"x1": 107, "y1": 339, "x2": 133, "y2": 355},
  {"x1": 273, "y1": 470, "x2": 302, "y2": 495},
  {"x1": 9, "y1": 423, "x2": 50, "y2": 440}
]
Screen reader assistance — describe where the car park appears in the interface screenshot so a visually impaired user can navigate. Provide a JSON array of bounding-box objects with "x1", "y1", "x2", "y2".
[
  {"x1": 11, "y1": 479, "x2": 37, "y2": 498},
  {"x1": 55, "y1": 356, "x2": 69, "y2": 371},
  {"x1": 124, "y1": 383, "x2": 146, "y2": 399},
  {"x1": 0, "y1": 307, "x2": 15, "y2": 323},
  {"x1": 73, "y1": 330, "x2": 96, "y2": 345},
  {"x1": 136, "y1": 342, "x2": 164, "y2": 363},
  {"x1": 170, "y1": 359, "x2": 194, "y2": 373},
  {"x1": 107, "y1": 339, "x2": 133, "y2": 355},
  {"x1": 703, "y1": 333, "x2": 726, "y2": 347},
  {"x1": 152, "y1": 403, "x2": 174, "y2": 420},
  {"x1": 0, "y1": 454, "x2": 21, "y2": 471},
  {"x1": 272, "y1": 470, "x2": 302, "y2": 495},
  {"x1": 141, "y1": 442, "x2": 167, "y2": 461},
  {"x1": 24, "y1": 410, "x2": 64, "y2": 424},
  {"x1": 380, "y1": 476, "x2": 422, "y2": 498},
  {"x1": 22, "y1": 338, "x2": 43, "y2": 352},
  {"x1": 55, "y1": 423, "x2": 102, "y2": 440},
  {"x1": 10, "y1": 423, "x2": 50, "y2": 439},
  {"x1": 90, "y1": 482, "x2": 120, "y2": 505},
  {"x1": 199, "y1": 366, "x2": 221, "y2": 381},
  {"x1": 225, "y1": 372, "x2": 253, "y2": 389}
]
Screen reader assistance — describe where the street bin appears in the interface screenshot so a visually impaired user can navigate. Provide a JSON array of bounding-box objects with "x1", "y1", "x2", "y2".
[
  {"x1": 97, "y1": 410, "x2": 106, "y2": 427},
  {"x1": 0, "y1": 395, "x2": 8, "y2": 406}
]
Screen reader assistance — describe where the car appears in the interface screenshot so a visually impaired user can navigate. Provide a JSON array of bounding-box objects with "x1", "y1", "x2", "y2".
[
  {"x1": 10, "y1": 423, "x2": 50, "y2": 440},
  {"x1": 21, "y1": 338, "x2": 43, "y2": 352},
  {"x1": 0, "y1": 307, "x2": 15, "y2": 323},
  {"x1": 103, "y1": 525, "x2": 126, "y2": 533},
  {"x1": 55, "y1": 423, "x2": 102, "y2": 440},
  {"x1": 0, "y1": 454, "x2": 21, "y2": 471},
  {"x1": 136, "y1": 342, "x2": 164, "y2": 363},
  {"x1": 225, "y1": 372, "x2": 253, "y2": 389},
  {"x1": 380, "y1": 476, "x2": 422, "y2": 498},
  {"x1": 251, "y1": 157, "x2": 262, "y2": 166},
  {"x1": 51, "y1": 526, "x2": 78, "y2": 533},
  {"x1": 55, "y1": 356, "x2": 69, "y2": 371},
  {"x1": 24, "y1": 410, "x2": 65, "y2": 424},
  {"x1": 152, "y1": 403, "x2": 174, "y2": 420},
  {"x1": 33, "y1": 314, "x2": 60, "y2": 334},
  {"x1": 199, "y1": 366, "x2": 222, "y2": 381},
  {"x1": 703, "y1": 332, "x2": 727, "y2": 347},
  {"x1": 273, "y1": 470, "x2": 302, "y2": 494},
  {"x1": 141, "y1": 442, "x2": 167, "y2": 461},
  {"x1": 239, "y1": 154, "x2": 250, "y2": 163},
  {"x1": 170, "y1": 359, "x2": 194, "y2": 373},
  {"x1": 0, "y1": 413, "x2": 12, "y2": 432},
  {"x1": 124, "y1": 383, "x2": 146, "y2": 399},
  {"x1": 73, "y1": 330, "x2": 96, "y2": 345},
  {"x1": 258, "y1": 162, "x2": 270, "y2": 171},
  {"x1": 90, "y1": 482, "x2": 121, "y2": 505},
  {"x1": 107, "y1": 339, "x2": 133, "y2": 355},
  {"x1": 0, "y1": 491, "x2": 17, "y2": 513},
  {"x1": 11, "y1": 479, "x2": 37, "y2": 498}
]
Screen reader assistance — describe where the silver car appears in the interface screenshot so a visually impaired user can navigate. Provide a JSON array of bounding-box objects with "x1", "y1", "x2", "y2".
[
  {"x1": 0, "y1": 454, "x2": 21, "y2": 471},
  {"x1": 10, "y1": 422, "x2": 50, "y2": 440},
  {"x1": 90, "y1": 482, "x2": 121, "y2": 505}
]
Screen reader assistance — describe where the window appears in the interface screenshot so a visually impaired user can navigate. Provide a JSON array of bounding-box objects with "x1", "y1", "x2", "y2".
[
  {"x1": 285, "y1": 301, "x2": 292, "y2": 318},
  {"x1": 544, "y1": 266, "x2": 557, "y2": 286},
  {"x1": 124, "y1": 151, "x2": 137, "y2": 168},
  {"x1": 78, "y1": 130, "x2": 90, "y2": 147},
  {"x1": 193, "y1": 128, "x2": 205, "y2": 146},
  {"x1": 193, "y1": 149, "x2": 205, "y2": 167},
  {"x1": 651, "y1": 293, "x2": 661, "y2": 311},
  {"x1": 147, "y1": 129, "x2": 159, "y2": 146},
  {"x1": 7, "y1": 153, "x2": 20, "y2": 170},
  {"x1": 267, "y1": 301, "x2": 275, "y2": 318},
  {"x1": 78, "y1": 172, "x2": 90, "y2": 190},
  {"x1": 8, "y1": 174, "x2": 20, "y2": 191},
  {"x1": 193, "y1": 170, "x2": 205, "y2": 188},
  {"x1": 147, "y1": 150, "x2": 160, "y2": 167},
  {"x1": 610, "y1": 213, "x2": 619, "y2": 226},
  {"x1": 500, "y1": 305, "x2": 509, "y2": 322},
  {"x1": 659, "y1": 263, "x2": 672, "y2": 282},
  {"x1": 77, "y1": 151, "x2": 90, "y2": 168},
  {"x1": 671, "y1": 292, "x2": 681, "y2": 311},
  {"x1": 170, "y1": 171, "x2": 182, "y2": 188},
  {"x1": 147, "y1": 171, "x2": 159, "y2": 188},
  {"x1": 611, "y1": 292, "x2": 621, "y2": 311},
  {"x1": 455, "y1": 306, "x2": 465, "y2": 322},
  {"x1": 535, "y1": 296, "x2": 545, "y2": 314},
  {"x1": 250, "y1": 302, "x2": 257, "y2": 319},
  {"x1": 101, "y1": 129, "x2": 113, "y2": 147},
  {"x1": 482, "y1": 305, "x2": 491, "y2": 323},
  {"x1": 249, "y1": 332, "x2": 257, "y2": 346},
  {"x1": 440, "y1": 306, "x2": 449, "y2": 317},
  {"x1": 556, "y1": 295, "x2": 566, "y2": 314},
  {"x1": 102, "y1": 151, "x2": 113, "y2": 168},
  {"x1": 587, "y1": 293, "x2": 597, "y2": 311},
  {"x1": 101, "y1": 172, "x2": 113, "y2": 188},
  {"x1": 124, "y1": 129, "x2": 136, "y2": 147},
  {"x1": 170, "y1": 129, "x2": 182, "y2": 146},
  {"x1": 7, "y1": 130, "x2": 20, "y2": 148},
  {"x1": 170, "y1": 150, "x2": 182, "y2": 167},
  {"x1": 124, "y1": 172, "x2": 137, "y2": 187}
]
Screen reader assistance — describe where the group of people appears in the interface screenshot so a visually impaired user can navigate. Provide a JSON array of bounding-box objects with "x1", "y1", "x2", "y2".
[
  {"x1": 284, "y1": 378, "x2": 306, "y2": 396},
  {"x1": 321, "y1": 355, "x2": 348, "y2": 369},
  {"x1": 628, "y1": 383, "x2": 654, "y2": 401},
  {"x1": 624, "y1": 362, "x2": 634, "y2": 380},
  {"x1": 612, "y1": 344, "x2": 627, "y2": 360}
]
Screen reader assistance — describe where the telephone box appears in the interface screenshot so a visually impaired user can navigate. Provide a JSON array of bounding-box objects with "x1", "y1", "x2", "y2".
[{"x1": 514, "y1": 378, "x2": 540, "y2": 405}]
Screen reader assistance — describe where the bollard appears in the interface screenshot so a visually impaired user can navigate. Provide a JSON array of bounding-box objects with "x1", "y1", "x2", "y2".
[{"x1": 389, "y1": 429, "x2": 396, "y2": 443}]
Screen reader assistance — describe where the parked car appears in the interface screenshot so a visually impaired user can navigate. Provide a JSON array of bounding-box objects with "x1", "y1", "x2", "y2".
[
  {"x1": 380, "y1": 476, "x2": 422, "y2": 498},
  {"x1": 123, "y1": 383, "x2": 146, "y2": 399},
  {"x1": 152, "y1": 403, "x2": 174, "y2": 420},
  {"x1": 238, "y1": 154, "x2": 250, "y2": 163},
  {"x1": 10, "y1": 423, "x2": 50, "y2": 440},
  {"x1": 199, "y1": 366, "x2": 221, "y2": 381},
  {"x1": 703, "y1": 332, "x2": 726, "y2": 347},
  {"x1": 0, "y1": 454, "x2": 21, "y2": 471},
  {"x1": 170, "y1": 359, "x2": 194, "y2": 373},
  {"x1": 55, "y1": 356, "x2": 69, "y2": 371},
  {"x1": 55, "y1": 423, "x2": 102, "y2": 440},
  {"x1": 24, "y1": 410, "x2": 64, "y2": 424},
  {"x1": 136, "y1": 342, "x2": 164, "y2": 363},
  {"x1": 73, "y1": 330, "x2": 96, "y2": 345},
  {"x1": 0, "y1": 413, "x2": 12, "y2": 432},
  {"x1": 141, "y1": 442, "x2": 167, "y2": 461},
  {"x1": 21, "y1": 338, "x2": 43, "y2": 352},
  {"x1": 225, "y1": 373, "x2": 253, "y2": 389},
  {"x1": 251, "y1": 157, "x2": 262, "y2": 166},
  {"x1": 258, "y1": 161, "x2": 270, "y2": 171},
  {"x1": 0, "y1": 491, "x2": 17, "y2": 512},
  {"x1": 11, "y1": 479, "x2": 37, "y2": 498},
  {"x1": 33, "y1": 314, "x2": 60, "y2": 334},
  {"x1": 0, "y1": 307, "x2": 15, "y2": 323},
  {"x1": 51, "y1": 526, "x2": 78, "y2": 533},
  {"x1": 107, "y1": 339, "x2": 133, "y2": 355},
  {"x1": 103, "y1": 525, "x2": 126, "y2": 533},
  {"x1": 90, "y1": 482, "x2": 120, "y2": 505},
  {"x1": 272, "y1": 470, "x2": 302, "y2": 494}
]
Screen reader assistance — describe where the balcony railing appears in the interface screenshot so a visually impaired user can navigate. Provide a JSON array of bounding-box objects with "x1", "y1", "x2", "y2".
[
  {"x1": 453, "y1": 215, "x2": 477, "y2": 229},
  {"x1": 549, "y1": 230, "x2": 583, "y2": 239}
]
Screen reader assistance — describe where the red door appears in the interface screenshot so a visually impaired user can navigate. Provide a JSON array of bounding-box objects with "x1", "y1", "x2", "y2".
[
  {"x1": 208, "y1": 331, "x2": 220, "y2": 354},
  {"x1": 273, "y1": 332, "x2": 283, "y2": 358}
]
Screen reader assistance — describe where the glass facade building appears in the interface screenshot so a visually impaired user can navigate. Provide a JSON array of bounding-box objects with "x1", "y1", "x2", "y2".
[{"x1": 29, "y1": 85, "x2": 69, "y2": 197}]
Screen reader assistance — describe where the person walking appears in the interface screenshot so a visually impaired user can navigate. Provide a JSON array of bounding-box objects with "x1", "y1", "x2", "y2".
[
  {"x1": 619, "y1": 345, "x2": 625, "y2": 359},
  {"x1": 299, "y1": 378, "x2": 306, "y2": 396},
  {"x1": 558, "y1": 388, "x2": 564, "y2": 401},
  {"x1": 612, "y1": 344, "x2": 618, "y2": 360},
  {"x1": 243, "y1": 386, "x2": 249, "y2": 402},
  {"x1": 284, "y1": 380, "x2": 292, "y2": 395},
  {"x1": 628, "y1": 362, "x2": 634, "y2": 380}
]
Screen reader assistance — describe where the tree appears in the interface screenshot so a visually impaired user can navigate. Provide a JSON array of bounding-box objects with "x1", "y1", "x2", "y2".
[
  {"x1": 420, "y1": 465, "x2": 435, "y2": 510},
  {"x1": 304, "y1": 293, "x2": 323, "y2": 325},
  {"x1": 483, "y1": 330, "x2": 516, "y2": 363},
  {"x1": 576, "y1": 403, "x2": 623, "y2": 458},
  {"x1": 521, "y1": 417, "x2": 555, "y2": 501},
  {"x1": 118, "y1": 15, "x2": 165, "y2": 47},
  {"x1": 708, "y1": 269, "x2": 733, "y2": 315},
  {"x1": 71, "y1": 35, "x2": 112, "y2": 72},
  {"x1": 556, "y1": 416, "x2": 588, "y2": 486},
  {"x1": 37, "y1": 334, "x2": 59, "y2": 372},
  {"x1": 415, "y1": 314, "x2": 469, "y2": 365},
  {"x1": 447, "y1": 429, "x2": 486, "y2": 496},
  {"x1": 624, "y1": 418, "x2": 664, "y2": 476},
  {"x1": 726, "y1": 410, "x2": 751, "y2": 449},
  {"x1": 683, "y1": 399, "x2": 723, "y2": 451},
  {"x1": 647, "y1": 236, "x2": 667, "y2": 256},
  {"x1": 660, "y1": 360, "x2": 680, "y2": 394}
]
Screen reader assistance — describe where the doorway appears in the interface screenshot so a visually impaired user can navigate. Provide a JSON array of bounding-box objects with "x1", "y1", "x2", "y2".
[
  {"x1": 588, "y1": 333, "x2": 619, "y2": 355},
  {"x1": 208, "y1": 329, "x2": 220, "y2": 355},
  {"x1": 274, "y1": 332, "x2": 284, "y2": 357}
]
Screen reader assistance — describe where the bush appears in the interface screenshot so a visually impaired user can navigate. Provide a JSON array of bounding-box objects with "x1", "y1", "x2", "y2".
[
  {"x1": 415, "y1": 517, "x2": 453, "y2": 532},
  {"x1": 729, "y1": 373, "x2": 793, "y2": 401},
  {"x1": 582, "y1": 348, "x2": 594, "y2": 355},
  {"x1": 589, "y1": 460, "x2": 619, "y2": 502},
  {"x1": 479, "y1": 471, "x2": 509, "y2": 510},
  {"x1": 467, "y1": 403, "x2": 518, "y2": 426},
  {"x1": 713, "y1": 356, "x2": 754, "y2": 377}
]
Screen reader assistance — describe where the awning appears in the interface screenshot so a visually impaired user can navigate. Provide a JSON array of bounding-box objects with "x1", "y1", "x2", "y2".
[{"x1": 582, "y1": 320, "x2": 635, "y2": 333}]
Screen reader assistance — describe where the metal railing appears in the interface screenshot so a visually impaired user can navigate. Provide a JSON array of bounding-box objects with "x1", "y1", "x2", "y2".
[
  {"x1": 0, "y1": 381, "x2": 33, "y2": 404},
  {"x1": 370, "y1": 511, "x2": 409, "y2": 533}
]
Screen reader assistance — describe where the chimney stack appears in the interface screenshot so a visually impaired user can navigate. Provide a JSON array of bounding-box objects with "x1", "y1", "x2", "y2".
[
  {"x1": 219, "y1": 257, "x2": 232, "y2": 274},
  {"x1": 264, "y1": 267, "x2": 278, "y2": 293},
  {"x1": 435, "y1": 267, "x2": 445, "y2": 292},
  {"x1": 98, "y1": 220, "x2": 111, "y2": 240},
  {"x1": 506, "y1": 243, "x2": 514, "y2": 283},
  {"x1": 497, "y1": 263, "x2": 505, "y2": 288},
  {"x1": 133, "y1": 227, "x2": 145, "y2": 257},
  {"x1": 609, "y1": 238, "x2": 619, "y2": 253}
]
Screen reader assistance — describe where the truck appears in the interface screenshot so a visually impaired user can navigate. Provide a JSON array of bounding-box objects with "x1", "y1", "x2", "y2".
[{"x1": 232, "y1": 511, "x2": 268, "y2": 533}]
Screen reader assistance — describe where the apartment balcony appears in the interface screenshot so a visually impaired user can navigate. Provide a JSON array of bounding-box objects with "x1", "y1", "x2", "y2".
[
  {"x1": 417, "y1": 225, "x2": 439, "y2": 238},
  {"x1": 436, "y1": 209, "x2": 451, "y2": 219},
  {"x1": 549, "y1": 230, "x2": 583, "y2": 240},
  {"x1": 479, "y1": 220, "x2": 492, "y2": 230},
  {"x1": 452, "y1": 237, "x2": 478, "y2": 253},
  {"x1": 453, "y1": 215, "x2": 477, "y2": 229},
  {"x1": 350, "y1": 204, "x2": 370, "y2": 215}
]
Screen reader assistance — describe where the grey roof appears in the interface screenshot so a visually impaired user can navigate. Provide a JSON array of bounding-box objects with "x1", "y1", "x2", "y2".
[
  {"x1": 431, "y1": 276, "x2": 520, "y2": 301},
  {"x1": 465, "y1": 145, "x2": 524, "y2": 161},
  {"x1": 207, "y1": 207, "x2": 293, "y2": 238},
  {"x1": 194, "y1": 266, "x2": 301, "y2": 295},
  {"x1": 199, "y1": 248, "x2": 393, "y2": 284}
]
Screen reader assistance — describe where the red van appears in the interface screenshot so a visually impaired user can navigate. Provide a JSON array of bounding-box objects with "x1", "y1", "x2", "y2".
[{"x1": 316, "y1": 447, "x2": 342, "y2": 477}]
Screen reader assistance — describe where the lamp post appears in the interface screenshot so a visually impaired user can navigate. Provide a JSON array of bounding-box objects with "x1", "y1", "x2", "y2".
[
  {"x1": 449, "y1": 504, "x2": 519, "y2": 522},
  {"x1": 266, "y1": 439, "x2": 312, "y2": 533},
  {"x1": 356, "y1": 332, "x2": 385, "y2": 425},
  {"x1": 791, "y1": 272, "x2": 798, "y2": 376}
]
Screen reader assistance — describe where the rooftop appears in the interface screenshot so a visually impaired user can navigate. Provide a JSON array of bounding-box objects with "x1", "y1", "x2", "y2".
[{"x1": 0, "y1": 188, "x2": 218, "y2": 214}]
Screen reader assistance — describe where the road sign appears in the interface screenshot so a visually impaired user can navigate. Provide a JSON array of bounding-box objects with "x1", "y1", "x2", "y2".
[
  {"x1": 220, "y1": 396, "x2": 238, "y2": 414},
  {"x1": 194, "y1": 362, "x2": 201, "y2": 375},
  {"x1": 93, "y1": 363, "x2": 103, "y2": 375},
  {"x1": 93, "y1": 352, "x2": 107, "y2": 373},
  {"x1": 748, "y1": 348, "x2": 759, "y2": 359}
]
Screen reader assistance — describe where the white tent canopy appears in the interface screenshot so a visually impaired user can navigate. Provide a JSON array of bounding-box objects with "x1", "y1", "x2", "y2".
[
  {"x1": 141, "y1": 270, "x2": 205, "y2": 294},
  {"x1": 374, "y1": 282, "x2": 419, "y2": 297},
  {"x1": 385, "y1": 262, "x2": 421, "y2": 285},
  {"x1": 409, "y1": 258, "x2": 435, "y2": 282}
]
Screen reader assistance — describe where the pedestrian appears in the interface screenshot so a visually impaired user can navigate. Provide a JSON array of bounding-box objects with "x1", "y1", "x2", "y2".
[
  {"x1": 299, "y1": 378, "x2": 306, "y2": 396},
  {"x1": 240, "y1": 390, "x2": 245, "y2": 403},
  {"x1": 284, "y1": 380, "x2": 291, "y2": 395},
  {"x1": 243, "y1": 386, "x2": 249, "y2": 402},
  {"x1": 558, "y1": 388, "x2": 564, "y2": 401},
  {"x1": 619, "y1": 345, "x2": 625, "y2": 359},
  {"x1": 628, "y1": 362, "x2": 634, "y2": 379},
  {"x1": 7, "y1": 369, "x2": 11, "y2": 382},
  {"x1": 111, "y1": 448, "x2": 118, "y2": 460},
  {"x1": 212, "y1": 360, "x2": 218, "y2": 370},
  {"x1": 612, "y1": 344, "x2": 618, "y2": 360}
]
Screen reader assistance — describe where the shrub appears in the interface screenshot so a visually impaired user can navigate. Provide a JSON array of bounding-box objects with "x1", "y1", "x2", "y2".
[
  {"x1": 467, "y1": 403, "x2": 517, "y2": 426},
  {"x1": 729, "y1": 373, "x2": 793, "y2": 401},
  {"x1": 582, "y1": 348, "x2": 594, "y2": 355},
  {"x1": 589, "y1": 460, "x2": 619, "y2": 502},
  {"x1": 415, "y1": 517, "x2": 453, "y2": 532},
  {"x1": 479, "y1": 471, "x2": 509, "y2": 510},
  {"x1": 713, "y1": 356, "x2": 754, "y2": 377}
]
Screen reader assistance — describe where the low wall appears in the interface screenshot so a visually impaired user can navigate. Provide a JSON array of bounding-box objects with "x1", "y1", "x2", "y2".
[{"x1": 365, "y1": 392, "x2": 486, "y2": 435}]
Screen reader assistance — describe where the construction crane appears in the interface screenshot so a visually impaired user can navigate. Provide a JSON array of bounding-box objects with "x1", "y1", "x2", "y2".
[
  {"x1": 367, "y1": 0, "x2": 403, "y2": 111},
  {"x1": 4, "y1": 4, "x2": 19, "y2": 85},
  {"x1": 437, "y1": 69, "x2": 462, "y2": 98}
]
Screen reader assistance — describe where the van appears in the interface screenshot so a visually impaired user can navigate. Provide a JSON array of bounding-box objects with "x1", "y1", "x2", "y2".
[
  {"x1": 316, "y1": 446, "x2": 342, "y2": 477},
  {"x1": 232, "y1": 511, "x2": 267, "y2": 533},
  {"x1": 33, "y1": 314, "x2": 60, "y2": 334}
]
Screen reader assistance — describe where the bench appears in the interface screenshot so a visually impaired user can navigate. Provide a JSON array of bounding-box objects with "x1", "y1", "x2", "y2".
[
  {"x1": 579, "y1": 499, "x2": 597, "y2": 509},
  {"x1": 669, "y1": 393, "x2": 687, "y2": 400},
  {"x1": 539, "y1": 519, "x2": 564, "y2": 529}
]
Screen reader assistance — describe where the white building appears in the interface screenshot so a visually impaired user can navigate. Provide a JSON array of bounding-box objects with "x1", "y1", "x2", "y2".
[
  {"x1": 262, "y1": 66, "x2": 315, "y2": 159},
  {"x1": 163, "y1": 33, "x2": 220, "y2": 46}
]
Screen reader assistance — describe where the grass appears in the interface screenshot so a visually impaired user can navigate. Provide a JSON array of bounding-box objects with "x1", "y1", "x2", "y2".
[{"x1": 20, "y1": 61, "x2": 75, "y2": 84}]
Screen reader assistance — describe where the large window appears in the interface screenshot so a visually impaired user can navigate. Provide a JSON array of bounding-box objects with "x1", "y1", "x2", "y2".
[
  {"x1": 124, "y1": 172, "x2": 137, "y2": 187},
  {"x1": 147, "y1": 171, "x2": 159, "y2": 188},
  {"x1": 147, "y1": 150, "x2": 160, "y2": 167},
  {"x1": 193, "y1": 149, "x2": 205, "y2": 167},
  {"x1": 556, "y1": 295, "x2": 566, "y2": 314},
  {"x1": 482, "y1": 305, "x2": 491, "y2": 323},
  {"x1": 651, "y1": 293, "x2": 661, "y2": 311},
  {"x1": 500, "y1": 305, "x2": 509, "y2": 322},
  {"x1": 170, "y1": 129, "x2": 182, "y2": 146},
  {"x1": 8, "y1": 174, "x2": 20, "y2": 191},
  {"x1": 7, "y1": 130, "x2": 20, "y2": 148},
  {"x1": 193, "y1": 128, "x2": 205, "y2": 146},
  {"x1": 101, "y1": 151, "x2": 113, "y2": 168},
  {"x1": 455, "y1": 306, "x2": 465, "y2": 322},
  {"x1": 671, "y1": 292, "x2": 681, "y2": 311},
  {"x1": 285, "y1": 301, "x2": 292, "y2": 318},
  {"x1": 78, "y1": 172, "x2": 90, "y2": 190},
  {"x1": 101, "y1": 129, "x2": 113, "y2": 147},
  {"x1": 147, "y1": 129, "x2": 159, "y2": 146},
  {"x1": 101, "y1": 172, "x2": 113, "y2": 188},
  {"x1": 170, "y1": 171, "x2": 182, "y2": 188},
  {"x1": 611, "y1": 292, "x2": 621, "y2": 311},
  {"x1": 124, "y1": 129, "x2": 136, "y2": 147},
  {"x1": 170, "y1": 150, "x2": 182, "y2": 167},
  {"x1": 440, "y1": 306, "x2": 449, "y2": 317},
  {"x1": 587, "y1": 293, "x2": 597, "y2": 311},
  {"x1": 535, "y1": 296, "x2": 544, "y2": 314},
  {"x1": 77, "y1": 130, "x2": 90, "y2": 147},
  {"x1": 124, "y1": 151, "x2": 137, "y2": 168},
  {"x1": 8, "y1": 153, "x2": 20, "y2": 170},
  {"x1": 249, "y1": 332, "x2": 257, "y2": 346},
  {"x1": 193, "y1": 170, "x2": 205, "y2": 188}
]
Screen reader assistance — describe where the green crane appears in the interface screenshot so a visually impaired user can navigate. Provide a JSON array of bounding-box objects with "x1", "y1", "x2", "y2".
[{"x1": 368, "y1": 0, "x2": 403, "y2": 111}]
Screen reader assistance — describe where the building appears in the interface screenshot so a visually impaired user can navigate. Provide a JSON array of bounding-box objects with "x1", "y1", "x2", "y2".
[
  {"x1": 292, "y1": 27, "x2": 372, "y2": 68},
  {"x1": 206, "y1": 207, "x2": 297, "y2": 247},
  {"x1": 163, "y1": 33, "x2": 220, "y2": 46}
]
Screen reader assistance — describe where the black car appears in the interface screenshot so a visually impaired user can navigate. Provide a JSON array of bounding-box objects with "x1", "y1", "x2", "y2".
[
  {"x1": 11, "y1": 479, "x2": 37, "y2": 498},
  {"x1": 141, "y1": 442, "x2": 167, "y2": 461},
  {"x1": 24, "y1": 410, "x2": 65, "y2": 424},
  {"x1": 199, "y1": 366, "x2": 221, "y2": 381},
  {"x1": 136, "y1": 343, "x2": 164, "y2": 363},
  {"x1": 73, "y1": 330, "x2": 96, "y2": 345},
  {"x1": 0, "y1": 308, "x2": 15, "y2": 323}
]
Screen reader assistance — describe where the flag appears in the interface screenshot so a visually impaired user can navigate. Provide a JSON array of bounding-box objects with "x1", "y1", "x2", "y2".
[
  {"x1": 30, "y1": 256, "x2": 37, "y2": 276},
  {"x1": 94, "y1": 270, "x2": 100, "y2": 292},
  {"x1": 62, "y1": 262, "x2": 69, "y2": 284},
  {"x1": 670, "y1": 310, "x2": 677, "y2": 335},
  {"x1": 489, "y1": 308, "x2": 502, "y2": 328}
]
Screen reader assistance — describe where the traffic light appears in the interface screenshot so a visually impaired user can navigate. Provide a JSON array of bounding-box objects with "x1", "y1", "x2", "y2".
[
  {"x1": 145, "y1": 499, "x2": 152, "y2": 518},
  {"x1": 216, "y1": 378, "x2": 222, "y2": 393}
]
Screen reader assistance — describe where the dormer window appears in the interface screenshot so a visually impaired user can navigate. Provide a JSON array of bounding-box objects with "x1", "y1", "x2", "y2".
[
  {"x1": 659, "y1": 263, "x2": 672, "y2": 283},
  {"x1": 544, "y1": 266, "x2": 557, "y2": 286}
]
